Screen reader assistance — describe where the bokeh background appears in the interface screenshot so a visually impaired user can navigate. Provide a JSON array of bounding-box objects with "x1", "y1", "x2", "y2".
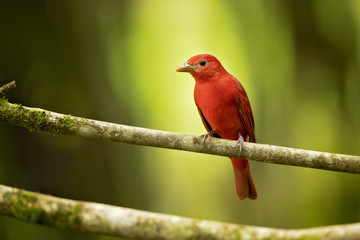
[{"x1": 0, "y1": 0, "x2": 360, "y2": 239}]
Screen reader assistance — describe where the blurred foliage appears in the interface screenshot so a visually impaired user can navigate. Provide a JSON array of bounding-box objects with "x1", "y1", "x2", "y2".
[{"x1": 0, "y1": 0, "x2": 359, "y2": 239}]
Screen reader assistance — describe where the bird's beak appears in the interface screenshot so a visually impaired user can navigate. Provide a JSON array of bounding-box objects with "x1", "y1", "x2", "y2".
[{"x1": 176, "y1": 62, "x2": 194, "y2": 72}]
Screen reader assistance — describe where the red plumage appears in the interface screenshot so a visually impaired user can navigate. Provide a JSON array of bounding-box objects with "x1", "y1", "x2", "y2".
[{"x1": 177, "y1": 54, "x2": 257, "y2": 200}]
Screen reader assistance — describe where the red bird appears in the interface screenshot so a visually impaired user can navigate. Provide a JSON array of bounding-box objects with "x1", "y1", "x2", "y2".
[{"x1": 177, "y1": 54, "x2": 257, "y2": 200}]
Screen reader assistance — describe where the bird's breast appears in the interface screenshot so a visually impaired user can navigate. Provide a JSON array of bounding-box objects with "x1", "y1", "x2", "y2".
[{"x1": 194, "y1": 81, "x2": 243, "y2": 140}]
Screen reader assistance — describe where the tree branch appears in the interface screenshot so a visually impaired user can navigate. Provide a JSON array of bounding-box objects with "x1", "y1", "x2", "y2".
[
  {"x1": 0, "y1": 81, "x2": 359, "y2": 174},
  {"x1": 0, "y1": 81, "x2": 16, "y2": 97},
  {"x1": 1, "y1": 81, "x2": 360, "y2": 239},
  {"x1": 0, "y1": 184, "x2": 359, "y2": 240}
]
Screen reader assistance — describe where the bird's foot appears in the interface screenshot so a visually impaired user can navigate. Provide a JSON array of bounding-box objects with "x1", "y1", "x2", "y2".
[
  {"x1": 237, "y1": 133, "x2": 244, "y2": 153},
  {"x1": 201, "y1": 129, "x2": 218, "y2": 143}
]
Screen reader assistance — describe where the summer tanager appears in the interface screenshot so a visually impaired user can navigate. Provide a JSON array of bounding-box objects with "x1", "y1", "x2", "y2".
[{"x1": 177, "y1": 54, "x2": 257, "y2": 200}]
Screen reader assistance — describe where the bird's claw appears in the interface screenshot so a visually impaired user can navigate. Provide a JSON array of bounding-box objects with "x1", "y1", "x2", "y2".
[
  {"x1": 237, "y1": 133, "x2": 244, "y2": 153},
  {"x1": 201, "y1": 129, "x2": 218, "y2": 143}
]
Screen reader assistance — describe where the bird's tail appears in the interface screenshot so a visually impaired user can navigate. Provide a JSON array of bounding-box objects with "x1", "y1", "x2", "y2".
[{"x1": 230, "y1": 158, "x2": 257, "y2": 200}]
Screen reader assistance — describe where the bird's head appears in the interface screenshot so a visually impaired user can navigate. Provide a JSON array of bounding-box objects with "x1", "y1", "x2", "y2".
[{"x1": 176, "y1": 54, "x2": 226, "y2": 81}]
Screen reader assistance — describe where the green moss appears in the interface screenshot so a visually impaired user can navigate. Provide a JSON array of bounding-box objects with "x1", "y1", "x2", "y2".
[
  {"x1": 47, "y1": 202, "x2": 84, "y2": 229},
  {"x1": 0, "y1": 99, "x2": 89, "y2": 136},
  {"x1": 0, "y1": 98, "x2": 7, "y2": 120},
  {"x1": 0, "y1": 100, "x2": 19, "y2": 123},
  {"x1": 2, "y1": 190, "x2": 84, "y2": 230},
  {"x1": 0, "y1": 96, "x2": 8, "y2": 103},
  {"x1": 52, "y1": 114, "x2": 89, "y2": 136},
  {"x1": 54, "y1": 114, "x2": 77, "y2": 135},
  {"x1": 58, "y1": 115, "x2": 76, "y2": 129},
  {"x1": 0, "y1": 101, "x2": 50, "y2": 133},
  {"x1": 3, "y1": 190, "x2": 43, "y2": 223},
  {"x1": 26, "y1": 110, "x2": 50, "y2": 132}
]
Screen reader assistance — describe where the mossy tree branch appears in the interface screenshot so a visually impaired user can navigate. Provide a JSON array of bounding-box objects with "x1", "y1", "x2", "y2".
[
  {"x1": 0, "y1": 184, "x2": 359, "y2": 240},
  {"x1": 1, "y1": 81, "x2": 360, "y2": 239},
  {"x1": 0, "y1": 81, "x2": 359, "y2": 173}
]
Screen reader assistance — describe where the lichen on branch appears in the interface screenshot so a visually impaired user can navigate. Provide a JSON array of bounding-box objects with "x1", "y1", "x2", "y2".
[
  {"x1": 0, "y1": 98, "x2": 85, "y2": 134},
  {"x1": 1, "y1": 81, "x2": 360, "y2": 239},
  {"x1": 0, "y1": 184, "x2": 359, "y2": 240},
  {"x1": 0, "y1": 91, "x2": 359, "y2": 173}
]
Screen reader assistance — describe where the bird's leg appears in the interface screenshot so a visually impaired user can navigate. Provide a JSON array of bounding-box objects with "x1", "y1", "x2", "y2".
[
  {"x1": 237, "y1": 133, "x2": 244, "y2": 153},
  {"x1": 201, "y1": 129, "x2": 218, "y2": 143}
]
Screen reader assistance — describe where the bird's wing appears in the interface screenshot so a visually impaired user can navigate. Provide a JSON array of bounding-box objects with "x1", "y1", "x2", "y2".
[
  {"x1": 197, "y1": 106, "x2": 221, "y2": 138},
  {"x1": 235, "y1": 94, "x2": 256, "y2": 143}
]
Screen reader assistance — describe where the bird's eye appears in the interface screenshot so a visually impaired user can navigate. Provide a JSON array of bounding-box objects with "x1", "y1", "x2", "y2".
[{"x1": 200, "y1": 60, "x2": 207, "y2": 66}]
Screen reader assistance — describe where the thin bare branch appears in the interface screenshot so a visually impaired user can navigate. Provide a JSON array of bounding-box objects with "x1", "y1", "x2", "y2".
[{"x1": 0, "y1": 81, "x2": 16, "y2": 97}]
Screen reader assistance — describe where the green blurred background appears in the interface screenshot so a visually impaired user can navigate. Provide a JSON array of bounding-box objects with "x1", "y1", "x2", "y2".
[{"x1": 0, "y1": 0, "x2": 359, "y2": 239}]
